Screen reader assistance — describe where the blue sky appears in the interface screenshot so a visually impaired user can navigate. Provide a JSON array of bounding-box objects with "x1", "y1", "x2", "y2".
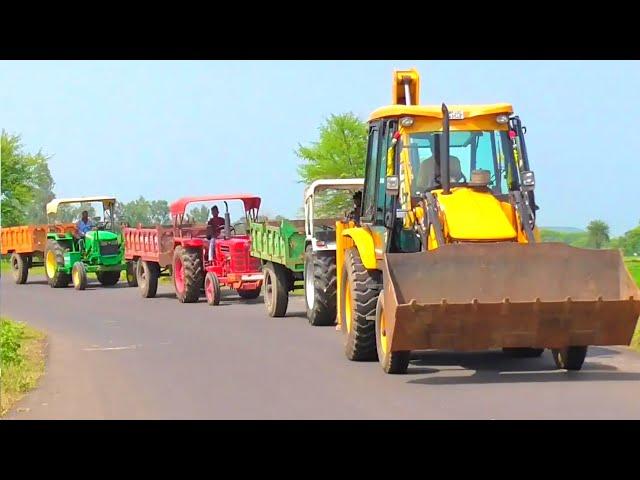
[{"x1": 1, "y1": 60, "x2": 638, "y2": 235}]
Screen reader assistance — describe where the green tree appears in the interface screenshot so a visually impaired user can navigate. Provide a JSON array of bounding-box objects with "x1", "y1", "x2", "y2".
[
  {"x1": 149, "y1": 200, "x2": 170, "y2": 225},
  {"x1": 1, "y1": 131, "x2": 55, "y2": 227},
  {"x1": 188, "y1": 205, "x2": 210, "y2": 223},
  {"x1": 119, "y1": 196, "x2": 152, "y2": 226},
  {"x1": 611, "y1": 223, "x2": 640, "y2": 256},
  {"x1": 296, "y1": 113, "x2": 368, "y2": 217},
  {"x1": 57, "y1": 203, "x2": 97, "y2": 223},
  {"x1": 586, "y1": 220, "x2": 610, "y2": 249}
]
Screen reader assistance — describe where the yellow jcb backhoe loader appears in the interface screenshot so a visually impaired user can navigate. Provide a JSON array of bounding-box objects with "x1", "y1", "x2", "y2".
[{"x1": 335, "y1": 69, "x2": 640, "y2": 374}]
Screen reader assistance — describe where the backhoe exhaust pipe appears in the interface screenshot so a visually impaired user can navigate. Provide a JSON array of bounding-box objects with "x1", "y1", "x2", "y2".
[{"x1": 440, "y1": 103, "x2": 451, "y2": 194}]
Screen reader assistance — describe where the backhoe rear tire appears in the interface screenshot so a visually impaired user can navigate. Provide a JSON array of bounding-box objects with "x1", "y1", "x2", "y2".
[
  {"x1": 10, "y1": 252, "x2": 29, "y2": 284},
  {"x1": 304, "y1": 246, "x2": 337, "y2": 326},
  {"x1": 97, "y1": 270, "x2": 121, "y2": 286},
  {"x1": 502, "y1": 347, "x2": 545, "y2": 358},
  {"x1": 341, "y1": 248, "x2": 380, "y2": 361},
  {"x1": 45, "y1": 239, "x2": 71, "y2": 288},
  {"x1": 552, "y1": 346, "x2": 588, "y2": 371},
  {"x1": 137, "y1": 260, "x2": 159, "y2": 298},
  {"x1": 173, "y1": 246, "x2": 203, "y2": 303},
  {"x1": 263, "y1": 262, "x2": 289, "y2": 317}
]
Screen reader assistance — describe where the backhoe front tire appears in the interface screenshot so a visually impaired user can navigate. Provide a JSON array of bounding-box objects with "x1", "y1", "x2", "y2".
[
  {"x1": 173, "y1": 246, "x2": 203, "y2": 303},
  {"x1": 45, "y1": 239, "x2": 71, "y2": 288},
  {"x1": 304, "y1": 246, "x2": 337, "y2": 326},
  {"x1": 552, "y1": 346, "x2": 588, "y2": 371},
  {"x1": 137, "y1": 260, "x2": 159, "y2": 298},
  {"x1": 10, "y1": 252, "x2": 29, "y2": 284},
  {"x1": 263, "y1": 262, "x2": 289, "y2": 317},
  {"x1": 96, "y1": 270, "x2": 121, "y2": 286},
  {"x1": 341, "y1": 248, "x2": 380, "y2": 361}
]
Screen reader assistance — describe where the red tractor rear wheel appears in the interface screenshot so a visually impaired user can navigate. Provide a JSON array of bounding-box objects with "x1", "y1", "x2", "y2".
[{"x1": 173, "y1": 246, "x2": 203, "y2": 303}]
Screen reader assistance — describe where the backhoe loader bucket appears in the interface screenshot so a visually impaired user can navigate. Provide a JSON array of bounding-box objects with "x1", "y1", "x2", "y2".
[{"x1": 381, "y1": 243, "x2": 640, "y2": 352}]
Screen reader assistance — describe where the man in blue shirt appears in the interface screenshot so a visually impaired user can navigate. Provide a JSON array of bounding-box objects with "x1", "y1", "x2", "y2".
[{"x1": 76, "y1": 210, "x2": 94, "y2": 237}]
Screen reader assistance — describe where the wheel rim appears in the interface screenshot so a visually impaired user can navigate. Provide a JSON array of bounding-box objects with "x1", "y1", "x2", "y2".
[
  {"x1": 380, "y1": 305, "x2": 389, "y2": 354},
  {"x1": 11, "y1": 255, "x2": 18, "y2": 271},
  {"x1": 73, "y1": 267, "x2": 80, "y2": 286},
  {"x1": 205, "y1": 275, "x2": 214, "y2": 302},
  {"x1": 265, "y1": 270, "x2": 273, "y2": 309},
  {"x1": 305, "y1": 260, "x2": 315, "y2": 309},
  {"x1": 344, "y1": 282, "x2": 353, "y2": 333},
  {"x1": 174, "y1": 257, "x2": 184, "y2": 293},
  {"x1": 139, "y1": 264, "x2": 146, "y2": 284},
  {"x1": 46, "y1": 250, "x2": 57, "y2": 278}
]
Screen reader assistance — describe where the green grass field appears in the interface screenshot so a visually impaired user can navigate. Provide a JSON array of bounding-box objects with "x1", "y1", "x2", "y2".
[{"x1": 0, "y1": 317, "x2": 46, "y2": 416}]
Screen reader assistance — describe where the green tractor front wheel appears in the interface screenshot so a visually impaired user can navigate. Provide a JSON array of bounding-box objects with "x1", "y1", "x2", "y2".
[
  {"x1": 72, "y1": 262, "x2": 88, "y2": 290},
  {"x1": 45, "y1": 239, "x2": 71, "y2": 288}
]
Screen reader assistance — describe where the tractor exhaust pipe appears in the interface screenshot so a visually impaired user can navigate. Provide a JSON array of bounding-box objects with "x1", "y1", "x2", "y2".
[
  {"x1": 440, "y1": 103, "x2": 451, "y2": 195},
  {"x1": 223, "y1": 201, "x2": 231, "y2": 239}
]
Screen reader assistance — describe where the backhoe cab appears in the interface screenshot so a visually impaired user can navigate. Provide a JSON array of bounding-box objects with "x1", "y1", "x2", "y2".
[{"x1": 335, "y1": 69, "x2": 640, "y2": 374}]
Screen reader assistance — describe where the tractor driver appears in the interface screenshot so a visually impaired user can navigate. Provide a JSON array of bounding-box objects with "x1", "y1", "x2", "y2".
[
  {"x1": 76, "y1": 210, "x2": 94, "y2": 237},
  {"x1": 76, "y1": 210, "x2": 94, "y2": 251},
  {"x1": 207, "y1": 205, "x2": 225, "y2": 261}
]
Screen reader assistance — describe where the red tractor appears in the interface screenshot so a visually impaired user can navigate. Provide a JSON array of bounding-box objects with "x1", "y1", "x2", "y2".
[{"x1": 124, "y1": 194, "x2": 263, "y2": 305}]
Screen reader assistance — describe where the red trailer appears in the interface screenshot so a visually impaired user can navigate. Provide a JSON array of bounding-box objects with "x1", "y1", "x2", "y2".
[{"x1": 124, "y1": 194, "x2": 263, "y2": 305}]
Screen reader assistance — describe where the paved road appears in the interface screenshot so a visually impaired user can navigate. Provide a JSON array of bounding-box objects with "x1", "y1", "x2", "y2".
[{"x1": 2, "y1": 273, "x2": 640, "y2": 419}]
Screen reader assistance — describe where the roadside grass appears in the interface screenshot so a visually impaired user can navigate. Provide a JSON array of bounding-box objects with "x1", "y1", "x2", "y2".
[{"x1": 0, "y1": 317, "x2": 46, "y2": 416}]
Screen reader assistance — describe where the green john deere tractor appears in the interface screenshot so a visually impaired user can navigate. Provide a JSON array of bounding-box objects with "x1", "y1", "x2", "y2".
[{"x1": 44, "y1": 196, "x2": 134, "y2": 290}]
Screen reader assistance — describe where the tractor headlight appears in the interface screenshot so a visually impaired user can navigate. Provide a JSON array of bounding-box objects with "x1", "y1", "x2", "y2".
[{"x1": 496, "y1": 114, "x2": 509, "y2": 124}]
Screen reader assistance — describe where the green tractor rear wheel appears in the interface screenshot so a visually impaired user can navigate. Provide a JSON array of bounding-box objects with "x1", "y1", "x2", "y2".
[
  {"x1": 45, "y1": 239, "x2": 71, "y2": 288},
  {"x1": 97, "y1": 271, "x2": 121, "y2": 286}
]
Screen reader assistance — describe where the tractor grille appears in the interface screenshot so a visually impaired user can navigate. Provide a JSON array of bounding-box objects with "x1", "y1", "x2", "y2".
[{"x1": 100, "y1": 242, "x2": 120, "y2": 256}]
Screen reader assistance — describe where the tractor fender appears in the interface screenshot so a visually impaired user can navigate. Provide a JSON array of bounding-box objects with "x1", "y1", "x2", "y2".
[{"x1": 341, "y1": 227, "x2": 377, "y2": 270}]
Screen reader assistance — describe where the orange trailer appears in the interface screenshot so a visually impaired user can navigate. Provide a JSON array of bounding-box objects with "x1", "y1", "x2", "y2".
[{"x1": 1, "y1": 223, "x2": 76, "y2": 284}]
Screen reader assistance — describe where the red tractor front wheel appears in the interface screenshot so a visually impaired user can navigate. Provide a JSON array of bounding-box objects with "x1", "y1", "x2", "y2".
[{"x1": 205, "y1": 272, "x2": 221, "y2": 306}]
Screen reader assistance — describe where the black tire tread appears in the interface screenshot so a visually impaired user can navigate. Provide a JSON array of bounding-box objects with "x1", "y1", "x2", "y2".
[
  {"x1": 306, "y1": 247, "x2": 337, "y2": 326},
  {"x1": 11, "y1": 252, "x2": 29, "y2": 284},
  {"x1": 45, "y1": 239, "x2": 71, "y2": 288},
  {"x1": 138, "y1": 260, "x2": 159, "y2": 298},
  {"x1": 264, "y1": 262, "x2": 288, "y2": 317},
  {"x1": 343, "y1": 248, "x2": 380, "y2": 361},
  {"x1": 175, "y1": 246, "x2": 203, "y2": 303}
]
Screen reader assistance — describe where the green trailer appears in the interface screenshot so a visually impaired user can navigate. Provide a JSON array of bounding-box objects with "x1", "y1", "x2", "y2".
[
  {"x1": 249, "y1": 219, "x2": 306, "y2": 317},
  {"x1": 250, "y1": 178, "x2": 364, "y2": 325}
]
